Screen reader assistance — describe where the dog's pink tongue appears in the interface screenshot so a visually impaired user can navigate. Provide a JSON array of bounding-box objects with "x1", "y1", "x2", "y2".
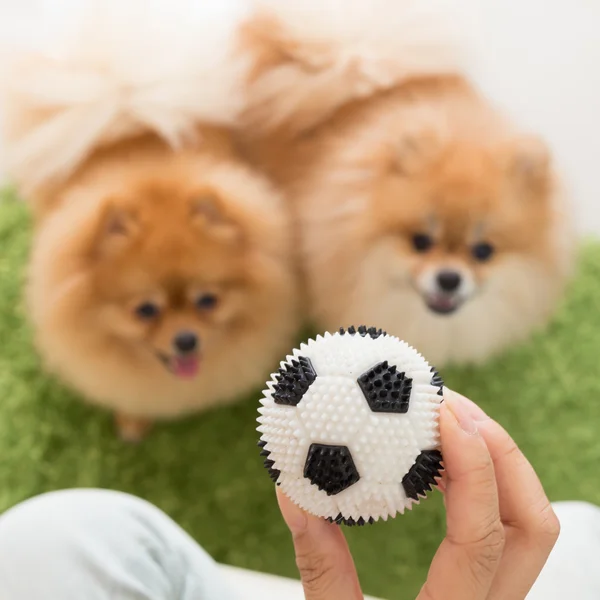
[
  {"x1": 172, "y1": 356, "x2": 200, "y2": 379},
  {"x1": 435, "y1": 297, "x2": 455, "y2": 310}
]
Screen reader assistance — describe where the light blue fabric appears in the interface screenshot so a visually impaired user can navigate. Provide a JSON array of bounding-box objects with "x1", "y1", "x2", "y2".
[
  {"x1": 0, "y1": 489, "x2": 598, "y2": 600},
  {"x1": 0, "y1": 489, "x2": 240, "y2": 600}
]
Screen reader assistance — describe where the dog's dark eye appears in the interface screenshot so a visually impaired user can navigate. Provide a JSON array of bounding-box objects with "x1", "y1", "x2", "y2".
[
  {"x1": 412, "y1": 234, "x2": 434, "y2": 253},
  {"x1": 472, "y1": 242, "x2": 495, "y2": 262},
  {"x1": 196, "y1": 293, "x2": 218, "y2": 311},
  {"x1": 135, "y1": 302, "x2": 160, "y2": 320}
]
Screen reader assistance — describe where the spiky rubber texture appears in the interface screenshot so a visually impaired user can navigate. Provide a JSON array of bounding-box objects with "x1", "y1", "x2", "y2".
[
  {"x1": 339, "y1": 325, "x2": 386, "y2": 339},
  {"x1": 258, "y1": 439, "x2": 281, "y2": 484},
  {"x1": 402, "y1": 449, "x2": 444, "y2": 501},
  {"x1": 430, "y1": 367, "x2": 444, "y2": 398},
  {"x1": 357, "y1": 360, "x2": 412, "y2": 413},
  {"x1": 304, "y1": 443, "x2": 360, "y2": 496},
  {"x1": 327, "y1": 514, "x2": 376, "y2": 527},
  {"x1": 273, "y1": 356, "x2": 317, "y2": 406},
  {"x1": 258, "y1": 327, "x2": 444, "y2": 525}
]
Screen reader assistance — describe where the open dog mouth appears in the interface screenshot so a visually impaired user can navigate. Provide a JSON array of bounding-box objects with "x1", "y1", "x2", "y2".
[
  {"x1": 425, "y1": 294, "x2": 464, "y2": 316},
  {"x1": 156, "y1": 352, "x2": 201, "y2": 379}
]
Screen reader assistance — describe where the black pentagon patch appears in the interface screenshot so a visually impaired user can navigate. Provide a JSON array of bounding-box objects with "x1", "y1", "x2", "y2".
[
  {"x1": 402, "y1": 449, "x2": 443, "y2": 501},
  {"x1": 258, "y1": 439, "x2": 281, "y2": 484},
  {"x1": 339, "y1": 325, "x2": 387, "y2": 340},
  {"x1": 327, "y1": 513, "x2": 376, "y2": 527},
  {"x1": 272, "y1": 356, "x2": 317, "y2": 406},
  {"x1": 430, "y1": 367, "x2": 444, "y2": 397},
  {"x1": 304, "y1": 443, "x2": 360, "y2": 496},
  {"x1": 357, "y1": 361, "x2": 412, "y2": 413}
]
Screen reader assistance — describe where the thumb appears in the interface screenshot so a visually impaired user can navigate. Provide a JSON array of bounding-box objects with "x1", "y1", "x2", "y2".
[{"x1": 276, "y1": 487, "x2": 364, "y2": 600}]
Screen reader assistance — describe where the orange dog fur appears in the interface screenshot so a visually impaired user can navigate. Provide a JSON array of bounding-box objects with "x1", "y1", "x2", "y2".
[
  {"x1": 238, "y1": 0, "x2": 575, "y2": 367},
  {"x1": 1, "y1": 0, "x2": 298, "y2": 440}
]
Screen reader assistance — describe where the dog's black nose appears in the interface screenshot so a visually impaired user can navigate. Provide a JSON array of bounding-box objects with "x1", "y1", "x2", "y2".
[
  {"x1": 174, "y1": 331, "x2": 198, "y2": 354},
  {"x1": 437, "y1": 271, "x2": 462, "y2": 292}
]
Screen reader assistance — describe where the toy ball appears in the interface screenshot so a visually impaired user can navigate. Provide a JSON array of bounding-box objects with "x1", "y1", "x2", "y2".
[{"x1": 257, "y1": 326, "x2": 444, "y2": 526}]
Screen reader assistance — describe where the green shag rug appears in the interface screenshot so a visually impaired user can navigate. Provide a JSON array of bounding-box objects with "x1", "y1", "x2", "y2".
[{"x1": 1, "y1": 191, "x2": 600, "y2": 599}]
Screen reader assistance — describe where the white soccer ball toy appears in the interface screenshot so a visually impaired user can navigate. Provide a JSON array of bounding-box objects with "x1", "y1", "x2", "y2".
[{"x1": 257, "y1": 326, "x2": 444, "y2": 525}]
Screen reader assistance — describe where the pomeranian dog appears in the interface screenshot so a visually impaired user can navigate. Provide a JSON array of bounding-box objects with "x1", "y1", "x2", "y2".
[
  {"x1": 1, "y1": 0, "x2": 298, "y2": 440},
  {"x1": 237, "y1": 0, "x2": 575, "y2": 367}
]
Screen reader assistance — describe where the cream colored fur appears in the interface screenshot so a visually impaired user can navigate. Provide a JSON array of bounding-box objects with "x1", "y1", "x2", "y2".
[
  {"x1": 244, "y1": 0, "x2": 479, "y2": 132},
  {"x1": 238, "y1": 1, "x2": 575, "y2": 367},
  {"x1": 0, "y1": 0, "x2": 300, "y2": 439},
  {"x1": 0, "y1": 0, "x2": 249, "y2": 192}
]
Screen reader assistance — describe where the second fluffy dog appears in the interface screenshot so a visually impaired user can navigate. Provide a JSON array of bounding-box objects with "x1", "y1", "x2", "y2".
[{"x1": 239, "y1": 0, "x2": 575, "y2": 367}]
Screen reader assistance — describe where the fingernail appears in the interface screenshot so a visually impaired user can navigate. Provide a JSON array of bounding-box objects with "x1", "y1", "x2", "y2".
[
  {"x1": 276, "y1": 487, "x2": 308, "y2": 532},
  {"x1": 444, "y1": 388, "x2": 488, "y2": 420},
  {"x1": 445, "y1": 391, "x2": 478, "y2": 435}
]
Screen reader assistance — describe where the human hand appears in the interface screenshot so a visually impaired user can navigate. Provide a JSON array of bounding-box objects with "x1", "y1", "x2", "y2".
[{"x1": 276, "y1": 389, "x2": 560, "y2": 600}]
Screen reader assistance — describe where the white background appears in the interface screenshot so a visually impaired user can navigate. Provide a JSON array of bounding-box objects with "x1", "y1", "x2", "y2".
[
  {"x1": 1, "y1": 0, "x2": 599, "y2": 234},
  {"x1": 471, "y1": 0, "x2": 600, "y2": 236}
]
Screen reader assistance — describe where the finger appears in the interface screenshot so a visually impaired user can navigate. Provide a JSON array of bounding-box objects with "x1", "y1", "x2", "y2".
[
  {"x1": 436, "y1": 471, "x2": 448, "y2": 494},
  {"x1": 419, "y1": 390, "x2": 504, "y2": 600},
  {"x1": 276, "y1": 487, "x2": 364, "y2": 600},
  {"x1": 476, "y1": 418, "x2": 560, "y2": 600}
]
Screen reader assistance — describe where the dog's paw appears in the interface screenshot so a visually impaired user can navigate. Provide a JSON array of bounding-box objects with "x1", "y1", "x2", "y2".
[{"x1": 114, "y1": 413, "x2": 153, "y2": 443}]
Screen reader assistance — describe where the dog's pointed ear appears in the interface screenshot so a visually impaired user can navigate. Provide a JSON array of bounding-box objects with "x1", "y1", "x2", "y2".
[
  {"x1": 94, "y1": 202, "x2": 138, "y2": 257},
  {"x1": 190, "y1": 192, "x2": 242, "y2": 244},
  {"x1": 505, "y1": 135, "x2": 552, "y2": 196}
]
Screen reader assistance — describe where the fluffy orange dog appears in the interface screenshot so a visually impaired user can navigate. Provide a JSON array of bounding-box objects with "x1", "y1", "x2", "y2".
[
  {"x1": 1, "y1": 0, "x2": 298, "y2": 440},
  {"x1": 239, "y1": 0, "x2": 575, "y2": 367}
]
